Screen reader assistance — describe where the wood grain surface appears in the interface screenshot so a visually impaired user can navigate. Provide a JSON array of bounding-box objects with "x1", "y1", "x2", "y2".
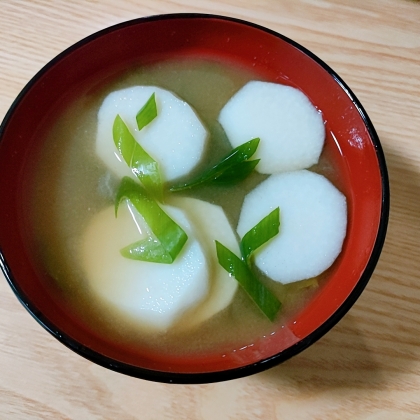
[{"x1": 1, "y1": 1, "x2": 420, "y2": 418}]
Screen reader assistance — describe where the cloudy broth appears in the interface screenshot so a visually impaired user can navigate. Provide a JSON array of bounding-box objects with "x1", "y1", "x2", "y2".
[{"x1": 28, "y1": 57, "x2": 342, "y2": 357}]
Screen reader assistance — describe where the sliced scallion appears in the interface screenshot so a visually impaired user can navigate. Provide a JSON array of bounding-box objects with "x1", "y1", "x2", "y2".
[
  {"x1": 113, "y1": 114, "x2": 163, "y2": 200},
  {"x1": 240, "y1": 207, "x2": 280, "y2": 265},
  {"x1": 120, "y1": 237, "x2": 173, "y2": 264},
  {"x1": 215, "y1": 206, "x2": 282, "y2": 321},
  {"x1": 215, "y1": 241, "x2": 281, "y2": 321},
  {"x1": 211, "y1": 159, "x2": 260, "y2": 184},
  {"x1": 169, "y1": 138, "x2": 260, "y2": 192},
  {"x1": 136, "y1": 92, "x2": 158, "y2": 131},
  {"x1": 115, "y1": 177, "x2": 188, "y2": 264}
]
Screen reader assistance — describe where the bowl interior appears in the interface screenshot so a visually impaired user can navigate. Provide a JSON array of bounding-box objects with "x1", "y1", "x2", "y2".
[{"x1": 0, "y1": 15, "x2": 387, "y2": 382}]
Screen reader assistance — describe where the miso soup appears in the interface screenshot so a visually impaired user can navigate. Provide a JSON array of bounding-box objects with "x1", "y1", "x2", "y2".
[{"x1": 27, "y1": 57, "x2": 345, "y2": 358}]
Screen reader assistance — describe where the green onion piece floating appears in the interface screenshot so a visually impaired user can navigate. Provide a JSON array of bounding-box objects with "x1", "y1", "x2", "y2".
[
  {"x1": 216, "y1": 241, "x2": 281, "y2": 321},
  {"x1": 120, "y1": 237, "x2": 173, "y2": 264},
  {"x1": 169, "y1": 138, "x2": 260, "y2": 192},
  {"x1": 113, "y1": 114, "x2": 163, "y2": 200},
  {"x1": 240, "y1": 207, "x2": 280, "y2": 265},
  {"x1": 211, "y1": 159, "x2": 260, "y2": 184},
  {"x1": 115, "y1": 177, "x2": 188, "y2": 264},
  {"x1": 136, "y1": 92, "x2": 158, "y2": 131}
]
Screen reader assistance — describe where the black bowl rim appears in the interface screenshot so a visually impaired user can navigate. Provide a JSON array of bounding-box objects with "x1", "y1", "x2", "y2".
[{"x1": 0, "y1": 12, "x2": 389, "y2": 384}]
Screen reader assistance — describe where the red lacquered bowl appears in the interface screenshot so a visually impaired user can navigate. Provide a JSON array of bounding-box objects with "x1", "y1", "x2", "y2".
[{"x1": 0, "y1": 14, "x2": 389, "y2": 383}]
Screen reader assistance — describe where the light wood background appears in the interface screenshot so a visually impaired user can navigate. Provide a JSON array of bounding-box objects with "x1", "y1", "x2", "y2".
[{"x1": 1, "y1": 1, "x2": 420, "y2": 418}]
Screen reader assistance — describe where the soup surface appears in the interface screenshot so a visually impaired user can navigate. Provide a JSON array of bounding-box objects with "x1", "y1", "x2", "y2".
[{"x1": 27, "y1": 57, "x2": 344, "y2": 358}]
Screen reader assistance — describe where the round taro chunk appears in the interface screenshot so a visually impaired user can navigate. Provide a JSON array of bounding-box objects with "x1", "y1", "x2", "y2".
[
  {"x1": 236, "y1": 170, "x2": 347, "y2": 284},
  {"x1": 96, "y1": 86, "x2": 208, "y2": 182},
  {"x1": 81, "y1": 200, "x2": 209, "y2": 331},
  {"x1": 169, "y1": 197, "x2": 239, "y2": 329},
  {"x1": 218, "y1": 81, "x2": 325, "y2": 174}
]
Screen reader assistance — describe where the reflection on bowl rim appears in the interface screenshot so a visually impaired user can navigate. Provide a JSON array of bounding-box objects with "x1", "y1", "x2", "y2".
[{"x1": 0, "y1": 13, "x2": 389, "y2": 384}]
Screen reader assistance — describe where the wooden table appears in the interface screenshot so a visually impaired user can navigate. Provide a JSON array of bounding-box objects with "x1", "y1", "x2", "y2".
[{"x1": 1, "y1": 1, "x2": 419, "y2": 418}]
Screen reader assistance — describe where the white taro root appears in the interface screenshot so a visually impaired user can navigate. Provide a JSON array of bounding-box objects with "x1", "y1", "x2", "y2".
[
  {"x1": 81, "y1": 200, "x2": 209, "y2": 331},
  {"x1": 237, "y1": 170, "x2": 347, "y2": 284},
  {"x1": 169, "y1": 197, "x2": 239, "y2": 329},
  {"x1": 96, "y1": 86, "x2": 208, "y2": 182},
  {"x1": 218, "y1": 81, "x2": 325, "y2": 174},
  {"x1": 81, "y1": 197, "x2": 239, "y2": 331}
]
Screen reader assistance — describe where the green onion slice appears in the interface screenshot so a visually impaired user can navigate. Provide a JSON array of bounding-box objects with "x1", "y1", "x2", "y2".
[
  {"x1": 120, "y1": 237, "x2": 173, "y2": 264},
  {"x1": 136, "y1": 92, "x2": 158, "y2": 131},
  {"x1": 170, "y1": 138, "x2": 260, "y2": 192},
  {"x1": 240, "y1": 207, "x2": 280, "y2": 264},
  {"x1": 212, "y1": 159, "x2": 260, "y2": 184},
  {"x1": 115, "y1": 177, "x2": 188, "y2": 264},
  {"x1": 216, "y1": 241, "x2": 281, "y2": 321},
  {"x1": 113, "y1": 114, "x2": 163, "y2": 200}
]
